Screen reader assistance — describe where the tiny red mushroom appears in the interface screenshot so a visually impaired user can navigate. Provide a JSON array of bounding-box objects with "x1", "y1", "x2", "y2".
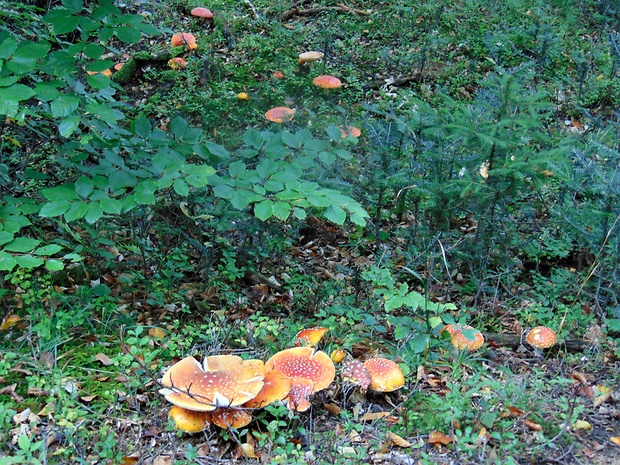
[
  {"x1": 363, "y1": 357, "x2": 405, "y2": 392},
  {"x1": 526, "y1": 326, "x2": 557, "y2": 354},
  {"x1": 209, "y1": 408, "x2": 252, "y2": 429},
  {"x1": 313, "y1": 75, "x2": 342, "y2": 89},
  {"x1": 168, "y1": 57, "x2": 187, "y2": 70},
  {"x1": 191, "y1": 7, "x2": 213, "y2": 19},
  {"x1": 286, "y1": 377, "x2": 314, "y2": 412},
  {"x1": 273, "y1": 70, "x2": 285, "y2": 79},
  {"x1": 265, "y1": 106, "x2": 295, "y2": 123},
  {"x1": 295, "y1": 326, "x2": 328, "y2": 346},
  {"x1": 171, "y1": 32, "x2": 198, "y2": 50},
  {"x1": 341, "y1": 126, "x2": 362, "y2": 138},
  {"x1": 444, "y1": 324, "x2": 485, "y2": 351}
]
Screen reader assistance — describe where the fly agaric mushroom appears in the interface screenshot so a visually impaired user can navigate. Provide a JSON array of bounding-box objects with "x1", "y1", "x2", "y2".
[
  {"x1": 243, "y1": 368, "x2": 291, "y2": 409},
  {"x1": 168, "y1": 57, "x2": 187, "y2": 69},
  {"x1": 295, "y1": 327, "x2": 328, "y2": 346},
  {"x1": 286, "y1": 377, "x2": 315, "y2": 412},
  {"x1": 313, "y1": 75, "x2": 342, "y2": 89},
  {"x1": 273, "y1": 70, "x2": 285, "y2": 79},
  {"x1": 298, "y1": 51, "x2": 324, "y2": 64},
  {"x1": 265, "y1": 347, "x2": 336, "y2": 411},
  {"x1": 330, "y1": 349, "x2": 345, "y2": 363},
  {"x1": 209, "y1": 408, "x2": 253, "y2": 429},
  {"x1": 363, "y1": 357, "x2": 405, "y2": 392},
  {"x1": 191, "y1": 7, "x2": 213, "y2": 19},
  {"x1": 171, "y1": 32, "x2": 198, "y2": 50},
  {"x1": 168, "y1": 405, "x2": 211, "y2": 433},
  {"x1": 341, "y1": 360, "x2": 371, "y2": 390},
  {"x1": 237, "y1": 92, "x2": 249, "y2": 100},
  {"x1": 526, "y1": 326, "x2": 557, "y2": 354},
  {"x1": 265, "y1": 106, "x2": 295, "y2": 123},
  {"x1": 444, "y1": 324, "x2": 485, "y2": 351},
  {"x1": 159, "y1": 355, "x2": 264, "y2": 411}
]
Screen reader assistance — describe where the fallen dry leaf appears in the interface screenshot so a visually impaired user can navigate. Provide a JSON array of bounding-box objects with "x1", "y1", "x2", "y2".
[
  {"x1": 149, "y1": 327, "x2": 166, "y2": 339},
  {"x1": 0, "y1": 314, "x2": 21, "y2": 330},
  {"x1": 95, "y1": 353, "x2": 113, "y2": 366},
  {"x1": 593, "y1": 385, "x2": 612, "y2": 407},
  {"x1": 571, "y1": 420, "x2": 592, "y2": 431},
  {"x1": 428, "y1": 431, "x2": 453, "y2": 446},
  {"x1": 120, "y1": 454, "x2": 140, "y2": 465},
  {"x1": 500, "y1": 405, "x2": 524, "y2": 419},
  {"x1": 389, "y1": 431, "x2": 412, "y2": 448},
  {"x1": 610, "y1": 437, "x2": 620, "y2": 447},
  {"x1": 523, "y1": 418, "x2": 543, "y2": 431},
  {"x1": 359, "y1": 411, "x2": 391, "y2": 422},
  {"x1": 571, "y1": 371, "x2": 587, "y2": 384},
  {"x1": 0, "y1": 384, "x2": 24, "y2": 403},
  {"x1": 237, "y1": 443, "x2": 258, "y2": 459},
  {"x1": 323, "y1": 402, "x2": 342, "y2": 416},
  {"x1": 151, "y1": 455, "x2": 173, "y2": 465}
]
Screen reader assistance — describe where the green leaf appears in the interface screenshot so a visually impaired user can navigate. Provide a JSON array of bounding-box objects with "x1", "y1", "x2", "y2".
[
  {"x1": 0, "y1": 252, "x2": 17, "y2": 271},
  {"x1": 204, "y1": 141, "x2": 230, "y2": 159},
  {"x1": 75, "y1": 176, "x2": 94, "y2": 199},
  {"x1": 85, "y1": 103, "x2": 118, "y2": 122},
  {"x1": 99, "y1": 197, "x2": 122, "y2": 214},
  {"x1": 272, "y1": 201, "x2": 291, "y2": 220},
  {"x1": 33, "y1": 244, "x2": 63, "y2": 256},
  {"x1": 324, "y1": 205, "x2": 346, "y2": 225},
  {"x1": 45, "y1": 259, "x2": 65, "y2": 271},
  {"x1": 109, "y1": 171, "x2": 137, "y2": 191},
  {"x1": 0, "y1": 85, "x2": 36, "y2": 103},
  {"x1": 83, "y1": 43, "x2": 104, "y2": 59},
  {"x1": 242, "y1": 128, "x2": 264, "y2": 150},
  {"x1": 254, "y1": 200, "x2": 273, "y2": 221},
  {"x1": 58, "y1": 116, "x2": 81, "y2": 138},
  {"x1": 39, "y1": 200, "x2": 72, "y2": 218},
  {"x1": 44, "y1": 10, "x2": 80, "y2": 34},
  {"x1": 62, "y1": 0, "x2": 83, "y2": 13},
  {"x1": 87, "y1": 73, "x2": 111, "y2": 90},
  {"x1": 14, "y1": 254, "x2": 45, "y2": 269},
  {"x1": 326, "y1": 125, "x2": 343, "y2": 142},
  {"x1": 282, "y1": 131, "x2": 300, "y2": 148},
  {"x1": 115, "y1": 26, "x2": 142, "y2": 43},
  {"x1": 85, "y1": 202, "x2": 103, "y2": 224},
  {"x1": 293, "y1": 207, "x2": 307, "y2": 220},
  {"x1": 51, "y1": 95, "x2": 80, "y2": 118},
  {"x1": 410, "y1": 334, "x2": 430, "y2": 354},
  {"x1": 134, "y1": 180, "x2": 158, "y2": 205},
  {"x1": 213, "y1": 184, "x2": 234, "y2": 199},
  {"x1": 169, "y1": 117, "x2": 188, "y2": 139},
  {"x1": 0, "y1": 231, "x2": 14, "y2": 246},
  {"x1": 64, "y1": 201, "x2": 88, "y2": 222},
  {"x1": 0, "y1": 37, "x2": 18, "y2": 59},
  {"x1": 4, "y1": 237, "x2": 41, "y2": 253},
  {"x1": 229, "y1": 161, "x2": 246, "y2": 178},
  {"x1": 42, "y1": 185, "x2": 78, "y2": 202},
  {"x1": 173, "y1": 179, "x2": 190, "y2": 197},
  {"x1": 134, "y1": 116, "x2": 152, "y2": 139}
]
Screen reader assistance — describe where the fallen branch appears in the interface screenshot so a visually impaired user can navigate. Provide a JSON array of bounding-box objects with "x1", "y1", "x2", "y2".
[
  {"x1": 243, "y1": 0, "x2": 260, "y2": 19},
  {"x1": 282, "y1": 3, "x2": 370, "y2": 21},
  {"x1": 486, "y1": 333, "x2": 592, "y2": 353}
]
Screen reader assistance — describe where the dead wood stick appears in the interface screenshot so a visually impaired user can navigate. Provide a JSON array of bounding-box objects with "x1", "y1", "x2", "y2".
[
  {"x1": 243, "y1": 0, "x2": 260, "y2": 19},
  {"x1": 486, "y1": 333, "x2": 593, "y2": 353}
]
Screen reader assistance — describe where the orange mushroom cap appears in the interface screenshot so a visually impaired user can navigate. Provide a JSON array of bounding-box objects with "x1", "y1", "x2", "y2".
[
  {"x1": 313, "y1": 75, "x2": 342, "y2": 89},
  {"x1": 444, "y1": 324, "x2": 485, "y2": 351},
  {"x1": 168, "y1": 405, "x2": 211, "y2": 433},
  {"x1": 526, "y1": 326, "x2": 557, "y2": 349},
  {"x1": 265, "y1": 106, "x2": 295, "y2": 123},
  {"x1": 209, "y1": 408, "x2": 252, "y2": 429},
  {"x1": 168, "y1": 57, "x2": 187, "y2": 70},
  {"x1": 341, "y1": 360, "x2": 371, "y2": 390},
  {"x1": 363, "y1": 357, "x2": 405, "y2": 392},
  {"x1": 295, "y1": 327, "x2": 328, "y2": 346},
  {"x1": 286, "y1": 377, "x2": 315, "y2": 412},
  {"x1": 341, "y1": 126, "x2": 361, "y2": 138},
  {"x1": 298, "y1": 51, "x2": 324, "y2": 64},
  {"x1": 159, "y1": 355, "x2": 264, "y2": 411},
  {"x1": 171, "y1": 32, "x2": 198, "y2": 50},
  {"x1": 273, "y1": 70, "x2": 285, "y2": 79},
  {"x1": 265, "y1": 347, "x2": 335, "y2": 393},
  {"x1": 243, "y1": 368, "x2": 291, "y2": 408},
  {"x1": 330, "y1": 349, "x2": 345, "y2": 363},
  {"x1": 191, "y1": 7, "x2": 213, "y2": 18}
]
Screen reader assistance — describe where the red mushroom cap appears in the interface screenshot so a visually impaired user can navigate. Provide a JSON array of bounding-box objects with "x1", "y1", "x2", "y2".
[
  {"x1": 243, "y1": 368, "x2": 291, "y2": 408},
  {"x1": 526, "y1": 326, "x2": 557, "y2": 349},
  {"x1": 341, "y1": 360, "x2": 371, "y2": 390},
  {"x1": 313, "y1": 75, "x2": 342, "y2": 89},
  {"x1": 209, "y1": 408, "x2": 252, "y2": 429},
  {"x1": 265, "y1": 347, "x2": 335, "y2": 393},
  {"x1": 444, "y1": 324, "x2": 485, "y2": 351},
  {"x1": 159, "y1": 355, "x2": 265, "y2": 411},
  {"x1": 363, "y1": 357, "x2": 405, "y2": 392},
  {"x1": 295, "y1": 326, "x2": 328, "y2": 346},
  {"x1": 168, "y1": 405, "x2": 211, "y2": 433},
  {"x1": 341, "y1": 126, "x2": 362, "y2": 138},
  {"x1": 191, "y1": 7, "x2": 213, "y2": 18},
  {"x1": 171, "y1": 32, "x2": 197, "y2": 50},
  {"x1": 265, "y1": 106, "x2": 295, "y2": 123},
  {"x1": 286, "y1": 377, "x2": 315, "y2": 412}
]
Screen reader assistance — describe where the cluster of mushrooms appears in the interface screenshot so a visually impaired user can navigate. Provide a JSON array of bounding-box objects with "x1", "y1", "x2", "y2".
[{"x1": 159, "y1": 327, "x2": 405, "y2": 432}]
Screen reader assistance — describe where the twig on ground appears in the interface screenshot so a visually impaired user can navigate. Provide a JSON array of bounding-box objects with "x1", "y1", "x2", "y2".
[{"x1": 243, "y1": 0, "x2": 260, "y2": 19}]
